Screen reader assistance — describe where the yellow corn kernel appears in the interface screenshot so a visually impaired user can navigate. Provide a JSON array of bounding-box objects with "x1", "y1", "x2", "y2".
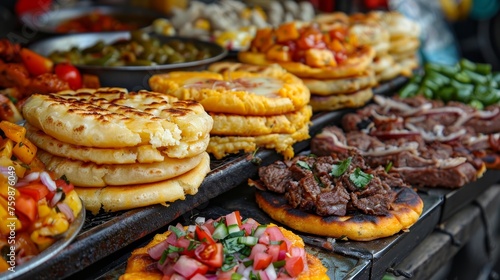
[
  {"x1": 64, "y1": 190, "x2": 83, "y2": 217},
  {"x1": 39, "y1": 213, "x2": 69, "y2": 236},
  {"x1": 38, "y1": 203, "x2": 52, "y2": 218},
  {"x1": 30, "y1": 230, "x2": 55, "y2": 251}
]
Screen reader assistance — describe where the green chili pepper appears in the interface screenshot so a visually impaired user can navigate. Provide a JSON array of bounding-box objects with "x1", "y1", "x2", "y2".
[
  {"x1": 454, "y1": 71, "x2": 472, "y2": 83},
  {"x1": 468, "y1": 99, "x2": 484, "y2": 110},
  {"x1": 436, "y1": 86, "x2": 456, "y2": 102},
  {"x1": 474, "y1": 63, "x2": 492, "y2": 75},
  {"x1": 426, "y1": 71, "x2": 451, "y2": 87},
  {"x1": 463, "y1": 69, "x2": 488, "y2": 84},
  {"x1": 459, "y1": 58, "x2": 477, "y2": 71},
  {"x1": 453, "y1": 85, "x2": 474, "y2": 103},
  {"x1": 399, "y1": 83, "x2": 419, "y2": 98}
]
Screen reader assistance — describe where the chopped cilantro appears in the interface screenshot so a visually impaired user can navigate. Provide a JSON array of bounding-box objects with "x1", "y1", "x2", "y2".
[
  {"x1": 349, "y1": 167, "x2": 373, "y2": 189},
  {"x1": 296, "y1": 160, "x2": 311, "y2": 170},
  {"x1": 385, "y1": 161, "x2": 393, "y2": 173},
  {"x1": 330, "y1": 157, "x2": 352, "y2": 177}
]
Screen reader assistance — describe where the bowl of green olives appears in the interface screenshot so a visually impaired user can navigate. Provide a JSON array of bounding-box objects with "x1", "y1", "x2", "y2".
[{"x1": 29, "y1": 31, "x2": 227, "y2": 90}]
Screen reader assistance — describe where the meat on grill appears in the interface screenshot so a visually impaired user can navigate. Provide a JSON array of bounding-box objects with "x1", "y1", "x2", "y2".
[{"x1": 255, "y1": 150, "x2": 408, "y2": 216}]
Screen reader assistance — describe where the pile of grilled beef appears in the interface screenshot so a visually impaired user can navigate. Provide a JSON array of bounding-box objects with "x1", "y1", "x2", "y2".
[
  {"x1": 253, "y1": 149, "x2": 410, "y2": 216},
  {"x1": 311, "y1": 95, "x2": 500, "y2": 188}
]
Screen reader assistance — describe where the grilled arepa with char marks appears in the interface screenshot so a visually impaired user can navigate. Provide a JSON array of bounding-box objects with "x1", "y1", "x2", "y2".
[{"x1": 22, "y1": 88, "x2": 213, "y2": 149}]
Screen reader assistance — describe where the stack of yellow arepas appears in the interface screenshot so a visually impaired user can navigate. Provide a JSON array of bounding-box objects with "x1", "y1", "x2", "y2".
[
  {"x1": 22, "y1": 87, "x2": 213, "y2": 214},
  {"x1": 149, "y1": 64, "x2": 311, "y2": 160},
  {"x1": 370, "y1": 11, "x2": 421, "y2": 79}
]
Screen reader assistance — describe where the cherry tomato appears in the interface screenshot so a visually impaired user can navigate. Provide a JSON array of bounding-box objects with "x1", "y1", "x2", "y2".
[
  {"x1": 194, "y1": 243, "x2": 223, "y2": 268},
  {"x1": 19, "y1": 48, "x2": 54, "y2": 76},
  {"x1": 15, "y1": 0, "x2": 52, "y2": 16},
  {"x1": 54, "y1": 63, "x2": 82, "y2": 90}
]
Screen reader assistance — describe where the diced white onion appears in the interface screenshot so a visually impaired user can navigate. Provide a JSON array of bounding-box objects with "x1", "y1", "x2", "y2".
[{"x1": 40, "y1": 171, "x2": 57, "y2": 192}]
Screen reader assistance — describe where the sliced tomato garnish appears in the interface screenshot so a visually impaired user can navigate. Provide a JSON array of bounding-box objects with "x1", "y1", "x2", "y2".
[
  {"x1": 17, "y1": 182, "x2": 49, "y2": 201},
  {"x1": 194, "y1": 243, "x2": 223, "y2": 268},
  {"x1": 195, "y1": 225, "x2": 215, "y2": 244},
  {"x1": 15, "y1": 193, "x2": 38, "y2": 222}
]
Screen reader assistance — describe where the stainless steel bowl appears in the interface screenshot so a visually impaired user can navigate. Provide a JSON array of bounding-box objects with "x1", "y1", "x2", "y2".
[
  {"x1": 19, "y1": 4, "x2": 164, "y2": 34},
  {"x1": 29, "y1": 32, "x2": 228, "y2": 91}
]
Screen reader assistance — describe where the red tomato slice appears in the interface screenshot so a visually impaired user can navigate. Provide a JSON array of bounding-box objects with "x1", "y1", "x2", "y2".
[
  {"x1": 195, "y1": 225, "x2": 215, "y2": 244},
  {"x1": 15, "y1": 194, "x2": 38, "y2": 222},
  {"x1": 17, "y1": 182, "x2": 49, "y2": 201},
  {"x1": 253, "y1": 252, "x2": 273, "y2": 270},
  {"x1": 194, "y1": 243, "x2": 223, "y2": 268},
  {"x1": 54, "y1": 63, "x2": 82, "y2": 90},
  {"x1": 55, "y1": 178, "x2": 75, "y2": 194},
  {"x1": 19, "y1": 48, "x2": 54, "y2": 76}
]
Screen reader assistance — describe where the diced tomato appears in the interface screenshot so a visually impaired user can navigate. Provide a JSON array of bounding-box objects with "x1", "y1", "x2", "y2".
[
  {"x1": 267, "y1": 244, "x2": 281, "y2": 262},
  {"x1": 55, "y1": 178, "x2": 74, "y2": 194},
  {"x1": 190, "y1": 273, "x2": 209, "y2": 280},
  {"x1": 335, "y1": 52, "x2": 348, "y2": 65},
  {"x1": 253, "y1": 252, "x2": 273, "y2": 270},
  {"x1": 296, "y1": 27, "x2": 325, "y2": 50},
  {"x1": 54, "y1": 63, "x2": 82, "y2": 90},
  {"x1": 249, "y1": 243, "x2": 267, "y2": 259},
  {"x1": 19, "y1": 48, "x2": 54, "y2": 76},
  {"x1": 173, "y1": 255, "x2": 209, "y2": 278},
  {"x1": 264, "y1": 226, "x2": 286, "y2": 242},
  {"x1": 195, "y1": 225, "x2": 215, "y2": 244},
  {"x1": 194, "y1": 243, "x2": 223, "y2": 268},
  {"x1": 17, "y1": 182, "x2": 49, "y2": 201},
  {"x1": 225, "y1": 211, "x2": 242, "y2": 227},
  {"x1": 15, "y1": 193, "x2": 38, "y2": 222},
  {"x1": 176, "y1": 236, "x2": 195, "y2": 257},
  {"x1": 285, "y1": 256, "x2": 305, "y2": 277}
]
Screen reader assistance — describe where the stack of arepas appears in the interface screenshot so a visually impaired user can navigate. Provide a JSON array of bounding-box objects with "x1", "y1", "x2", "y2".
[
  {"x1": 149, "y1": 64, "x2": 311, "y2": 160},
  {"x1": 370, "y1": 11, "x2": 421, "y2": 79},
  {"x1": 237, "y1": 20, "x2": 376, "y2": 112},
  {"x1": 21, "y1": 87, "x2": 213, "y2": 214}
]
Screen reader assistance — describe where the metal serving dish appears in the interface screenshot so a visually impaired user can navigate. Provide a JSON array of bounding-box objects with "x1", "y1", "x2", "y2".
[
  {"x1": 29, "y1": 32, "x2": 227, "y2": 90},
  {"x1": 19, "y1": 4, "x2": 163, "y2": 34}
]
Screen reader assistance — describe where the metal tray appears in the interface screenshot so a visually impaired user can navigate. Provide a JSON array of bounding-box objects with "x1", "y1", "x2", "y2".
[{"x1": 419, "y1": 169, "x2": 500, "y2": 223}]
